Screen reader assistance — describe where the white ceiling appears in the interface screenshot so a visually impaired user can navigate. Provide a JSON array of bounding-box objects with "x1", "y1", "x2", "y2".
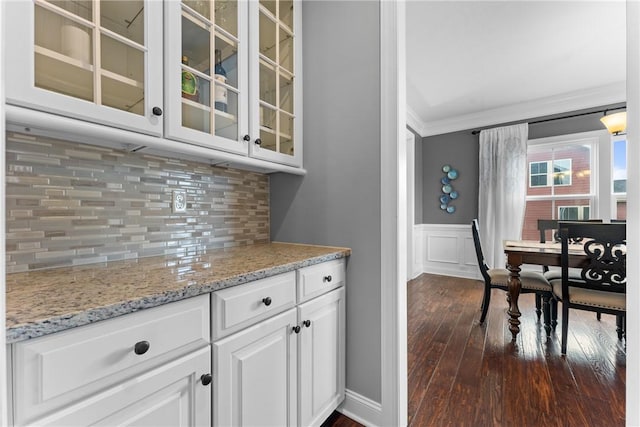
[{"x1": 406, "y1": 0, "x2": 627, "y2": 136}]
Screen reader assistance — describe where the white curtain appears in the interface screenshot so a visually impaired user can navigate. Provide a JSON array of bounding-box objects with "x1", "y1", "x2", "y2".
[{"x1": 478, "y1": 123, "x2": 528, "y2": 268}]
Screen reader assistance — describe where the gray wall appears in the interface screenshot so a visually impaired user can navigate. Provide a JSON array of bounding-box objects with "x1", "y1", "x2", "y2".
[
  {"x1": 420, "y1": 130, "x2": 479, "y2": 224},
  {"x1": 419, "y1": 103, "x2": 625, "y2": 224},
  {"x1": 270, "y1": 1, "x2": 382, "y2": 403},
  {"x1": 410, "y1": 127, "x2": 423, "y2": 224}
]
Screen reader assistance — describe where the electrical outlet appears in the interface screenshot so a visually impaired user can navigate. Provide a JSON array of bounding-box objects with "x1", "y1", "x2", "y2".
[{"x1": 172, "y1": 190, "x2": 187, "y2": 213}]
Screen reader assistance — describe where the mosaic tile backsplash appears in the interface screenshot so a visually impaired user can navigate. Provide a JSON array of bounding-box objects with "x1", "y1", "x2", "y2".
[{"x1": 5, "y1": 132, "x2": 270, "y2": 273}]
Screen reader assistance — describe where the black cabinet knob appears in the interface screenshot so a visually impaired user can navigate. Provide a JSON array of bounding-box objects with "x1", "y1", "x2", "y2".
[
  {"x1": 262, "y1": 297, "x2": 272, "y2": 306},
  {"x1": 254, "y1": 138, "x2": 262, "y2": 146},
  {"x1": 293, "y1": 325, "x2": 301, "y2": 334},
  {"x1": 134, "y1": 340, "x2": 150, "y2": 355},
  {"x1": 243, "y1": 134, "x2": 251, "y2": 141},
  {"x1": 201, "y1": 373, "x2": 213, "y2": 386},
  {"x1": 152, "y1": 107, "x2": 163, "y2": 116},
  {"x1": 323, "y1": 275, "x2": 332, "y2": 283},
  {"x1": 303, "y1": 320, "x2": 311, "y2": 328}
]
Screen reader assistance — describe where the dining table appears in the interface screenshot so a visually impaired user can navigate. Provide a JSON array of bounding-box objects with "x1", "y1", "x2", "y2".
[{"x1": 502, "y1": 240, "x2": 589, "y2": 341}]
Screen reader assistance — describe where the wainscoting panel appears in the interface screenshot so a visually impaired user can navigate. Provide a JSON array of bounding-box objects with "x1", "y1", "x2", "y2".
[
  {"x1": 426, "y1": 234, "x2": 458, "y2": 264},
  {"x1": 413, "y1": 224, "x2": 481, "y2": 280}
]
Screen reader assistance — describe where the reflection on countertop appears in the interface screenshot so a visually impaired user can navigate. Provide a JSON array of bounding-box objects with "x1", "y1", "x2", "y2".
[{"x1": 6, "y1": 242, "x2": 351, "y2": 343}]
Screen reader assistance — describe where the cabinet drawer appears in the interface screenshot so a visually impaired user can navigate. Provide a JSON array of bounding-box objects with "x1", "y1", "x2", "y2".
[
  {"x1": 297, "y1": 259, "x2": 346, "y2": 303},
  {"x1": 30, "y1": 346, "x2": 211, "y2": 427},
  {"x1": 12, "y1": 295, "x2": 210, "y2": 425},
  {"x1": 212, "y1": 271, "x2": 296, "y2": 340}
]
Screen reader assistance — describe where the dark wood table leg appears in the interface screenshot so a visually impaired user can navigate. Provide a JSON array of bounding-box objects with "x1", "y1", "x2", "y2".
[{"x1": 506, "y1": 254, "x2": 523, "y2": 341}]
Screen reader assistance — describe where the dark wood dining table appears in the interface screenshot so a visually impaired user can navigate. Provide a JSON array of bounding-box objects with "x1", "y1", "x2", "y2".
[{"x1": 502, "y1": 240, "x2": 589, "y2": 341}]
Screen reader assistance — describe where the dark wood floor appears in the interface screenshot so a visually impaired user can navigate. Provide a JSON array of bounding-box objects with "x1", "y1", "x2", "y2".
[{"x1": 324, "y1": 273, "x2": 626, "y2": 427}]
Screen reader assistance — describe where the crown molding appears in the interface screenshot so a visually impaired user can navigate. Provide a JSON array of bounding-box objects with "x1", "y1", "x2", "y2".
[
  {"x1": 405, "y1": 106, "x2": 426, "y2": 135},
  {"x1": 409, "y1": 81, "x2": 626, "y2": 137}
]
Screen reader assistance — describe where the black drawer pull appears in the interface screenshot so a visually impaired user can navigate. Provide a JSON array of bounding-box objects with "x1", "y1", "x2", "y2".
[
  {"x1": 134, "y1": 340, "x2": 150, "y2": 355},
  {"x1": 293, "y1": 325, "x2": 301, "y2": 334},
  {"x1": 201, "y1": 373, "x2": 213, "y2": 386},
  {"x1": 303, "y1": 320, "x2": 311, "y2": 328},
  {"x1": 323, "y1": 275, "x2": 332, "y2": 283},
  {"x1": 262, "y1": 297, "x2": 272, "y2": 306}
]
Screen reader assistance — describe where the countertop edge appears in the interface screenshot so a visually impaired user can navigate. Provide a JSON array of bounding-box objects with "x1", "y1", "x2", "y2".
[{"x1": 6, "y1": 250, "x2": 350, "y2": 344}]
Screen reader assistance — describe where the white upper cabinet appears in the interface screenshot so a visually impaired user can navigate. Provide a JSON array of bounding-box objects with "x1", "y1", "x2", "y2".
[
  {"x1": 165, "y1": 0, "x2": 302, "y2": 167},
  {"x1": 4, "y1": 0, "x2": 164, "y2": 136},
  {"x1": 164, "y1": 0, "x2": 250, "y2": 156},
  {"x1": 4, "y1": 0, "x2": 303, "y2": 170},
  {"x1": 248, "y1": 0, "x2": 302, "y2": 167}
]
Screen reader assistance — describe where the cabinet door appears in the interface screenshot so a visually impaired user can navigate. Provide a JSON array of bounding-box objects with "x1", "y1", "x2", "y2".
[
  {"x1": 12, "y1": 294, "x2": 210, "y2": 425},
  {"x1": 164, "y1": 0, "x2": 249, "y2": 155},
  {"x1": 31, "y1": 346, "x2": 212, "y2": 427},
  {"x1": 4, "y1": 0, "x2": 163, "y2": 136},
  {"x1": 298, "y1": 287, "x2": 346, "y2": 427},
  {"x1": 248, "y1": 0, "x2": 302, "y2": 167},
  {"x1": 214, "y1": 308, "x2": 298, "y2": 427}
]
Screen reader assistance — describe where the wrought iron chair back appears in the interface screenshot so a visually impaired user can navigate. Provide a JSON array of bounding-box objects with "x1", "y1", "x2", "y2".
[
  {"x1": 537, "y1": 219, "x2": 603, "y2": 244},
  {"x1": 559, "y1": 222, "x2": 626, "y2": 293},
  {"x1": 555, "y1": 222, "x2": 626, "y2": 354}
]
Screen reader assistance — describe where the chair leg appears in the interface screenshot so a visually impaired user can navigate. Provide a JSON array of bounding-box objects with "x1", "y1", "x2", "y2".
[
  {"x1": 597, "y1": 312, "x2": 602, "y2": 321},
  {"x1": 551, "y1": 299, "x2": 558, "y2": 330},
  {"x1": 561, "y1": 303, "x2": 569, "y2": 355},
  {"x1": 535, "y1": 293, "x2": 542, "y2": 320},
  {"x1": 616, "y1": 314, "x2": 625, "y2": 340},
  {"x1": 479, "y1": 283, "x2": 491, "y2": 324},
  {"x1": 542, "y1": 294, "x2": 551, "y2": 337}
]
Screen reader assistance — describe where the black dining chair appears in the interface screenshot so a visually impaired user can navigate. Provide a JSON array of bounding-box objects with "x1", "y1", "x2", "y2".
[
  {"x1": 537, "y1": 219, "x2": 604, "y2": 324},
  {"x1": 550, "y1": 222, "x2": 626, "y2": 355},
  {"x1": 472, "y1": 219, "x2": 553, "y2": 330}
]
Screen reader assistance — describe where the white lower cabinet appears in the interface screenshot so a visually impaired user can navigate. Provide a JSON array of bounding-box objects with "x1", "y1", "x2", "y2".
[
  {"x1": 212, "y1": 262, "x2": 346, "y2": 427},
  {"x1": 213, "y1": 309, "x2": 298, "y2": 427},
  {"x1": 298, "y1": 287, "x2": 346, "y2": 427},
  {"x1": 7, "y1": 260, "x2": 347, "y2": 427},
  {"x1": 31, "y1": 347, "x2": 211, "y2": 427},
  {"x1": 10, "y1": 295, "x2": 211, "y2": 427}
]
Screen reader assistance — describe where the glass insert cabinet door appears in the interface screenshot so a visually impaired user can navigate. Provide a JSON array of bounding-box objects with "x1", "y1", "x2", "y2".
[
  {"x1": 249, "y1": 0, "x2": 301, "y2": 167},
  {"x1": 164, "y1": 0, "x2": 249, "y2": 156},
  {"x1": 4, "y1": 0, "x2": 163, "y2": 136}
]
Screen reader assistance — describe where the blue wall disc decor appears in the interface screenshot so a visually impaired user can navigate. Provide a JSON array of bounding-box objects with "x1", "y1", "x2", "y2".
[{"x1": 439, "y1": 164, "x2": 459, "y2": 214}]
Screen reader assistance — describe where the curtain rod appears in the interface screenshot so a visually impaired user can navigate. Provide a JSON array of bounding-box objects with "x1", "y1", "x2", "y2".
[{"x1": 470, "y1": 106, "x2": 626, "y2": 135}]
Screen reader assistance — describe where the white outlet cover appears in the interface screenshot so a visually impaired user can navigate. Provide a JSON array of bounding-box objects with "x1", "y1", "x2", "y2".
[{"x1": 172, "y1": 190, "x2": 187, "y2": 213}]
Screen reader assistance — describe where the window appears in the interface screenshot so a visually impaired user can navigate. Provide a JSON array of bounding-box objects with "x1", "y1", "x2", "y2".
[
  {"x1": 558, "y1": 205, "x2": 590, "y2": 220},
  {"x1": 529, "y1": 159, "x2": 572, "y2": 187},
  {"x1": 522, "y1": 135, "x2": 596, "y2": 240},
  {"x1": 522, "y1": 130, "x2": 624, "y2": 240},
  {"x1": 529, "y1": 161, "x2": 548, "y2": 186},
  {"x1": 553, "y1": 159, "x2": 572, "y2": 186},
  {"x1": 613, "y1": 137, "x2": 627, "y2": 221}
]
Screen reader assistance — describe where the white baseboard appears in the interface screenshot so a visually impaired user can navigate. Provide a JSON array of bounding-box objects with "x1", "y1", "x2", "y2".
[
  {"x1": 338, "y1": 389, "x2": 384, "y2": 427},
  {"x1": 422, "y1": 265, "x2": 481, "y2": 280},
  {"x1": 413, "y1": 224, "x2": 482, "y2": 280}
]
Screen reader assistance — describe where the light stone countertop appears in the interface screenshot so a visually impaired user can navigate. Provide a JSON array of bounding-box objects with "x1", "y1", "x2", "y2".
[{"x1": 6, "y1": 242, "x2": 351, "y2": 343}]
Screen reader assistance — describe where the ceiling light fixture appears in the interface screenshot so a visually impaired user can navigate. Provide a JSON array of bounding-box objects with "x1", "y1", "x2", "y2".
[{"x1": 600, "y1": 111, "x2": 627, "y2": 135}]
